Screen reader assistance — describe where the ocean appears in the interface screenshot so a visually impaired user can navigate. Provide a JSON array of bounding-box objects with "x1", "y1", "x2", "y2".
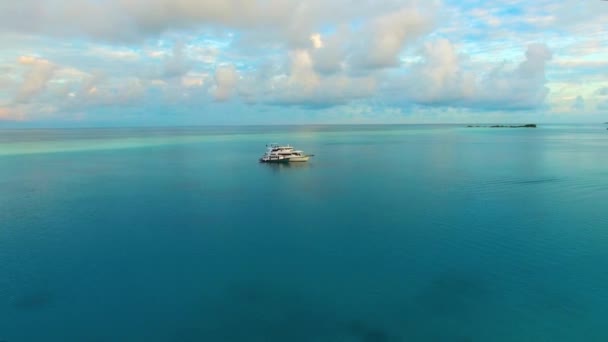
[{"x1": 1, "y1": 124, "x2": 607, "y2": 341}]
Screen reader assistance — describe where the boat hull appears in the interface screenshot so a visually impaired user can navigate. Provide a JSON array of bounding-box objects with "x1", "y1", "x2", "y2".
[
  {"x1": 288, "y1": 156, "x2": 310, "y2": 162},
  {"x1": 259, "y1": 157, "x2": 290, "y2": 163}
]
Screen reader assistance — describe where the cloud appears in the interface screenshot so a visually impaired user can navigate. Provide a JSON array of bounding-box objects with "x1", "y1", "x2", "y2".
[
  {"x1": 0, "y1": 0, "x2": 435, "y2": 45},
  {"x1": 82, "y1": 77, "x2": 147, "y2": 107},
  {"x1": 0, "y1": 107, "x2": 26, "y2": 121},
  {"x1": 15, "y1": 56, "x2": 57, "y2": 103},
  {"x1": 469, "y1": 8, "x2": 501, "y2": 28},
  {"x1": 0, "y1": 1, "x2": 251, "y2": 41},
  {"x1": 596, "y1": 87, "x2": 608, "y2": 96},
  {"x1": 400, "y1": 39, "x2": 476, "y2": 105},
  {"x1": 181, "y1": 72, "x2": 207, "y2": 88},
  {"x1": 2, "y1": 0, "x2": 608, "y2": 125},
  {"x1": 263, "y1": 49, "x2": 377, "y2": 108},
  {"x1": 399, "y1": 40, "x2": 553, "y2": 110},
  {"x1": 269, "y1": 75, "x2": 376, "y2": 108},
  {"x1": 87, "y1": 46, "x2": 140, "y2": 61},
  {"x1": 0, "y1": 1, "x2": 438, "y2": 118},
  {"x1": 0, "y1": 67, "x2": 17, "y2": 92},
  {"x1": 308, "y1": 27, "x2": 350, "y2": 74},
  {"x1": 532, "y1": 1, "x2": 607, "y2": 29},
  {"x1": 351, "y1": 6, "x2": 435, "y2": 69},
  {"x1": 287, "y1": 50, "x2": 320, "y2": 92},
  {"x1": 310, "y1": 34, "x2": 323, "y2": 49},
  {"x1": 571, "y1": 95, "x2": 585, "y2": 111},
  {"x1": 212, "y1": 64, "x2": 238, "y2": 101},
  {"x1": 596, "y1": 87, "x2": 608, "y2": 111},
  {"x1": 477, "y1": 43, "x2": 552, "y2": 109},
  {"x1": 597, "y1": 100, "x2": 608, "y2": 111},
  {"x1": 7, "y1": 55, "x2": 157, "y2": 119},
  {"x1": 163, "y1": 41, "x2": 192, "y2": 78}
]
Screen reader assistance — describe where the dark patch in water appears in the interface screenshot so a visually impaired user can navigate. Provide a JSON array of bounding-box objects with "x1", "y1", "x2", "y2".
[
  {"x1": 360, "y1": 329, "x2": 393, "y2": 342},
  {"x1": 395, "y1": 271, "x2": 488, "y2": 340},
  {"x1": 416, "y1": 271, "x2": 489, "y2": 313},
  {"x1": 174, "y1": 284, "x2": 410, "y2": 342},
  {"x1": 11, "y1": 291, "x2": 54, "y2": 310},
  {"x1": 531, "y1": 286, "x2": 589, "y2": 318},
  {"x1": 348, "y1": 320, "x2": 398, "y2": 342},
  {"x1": 174, "y1": 284, "x2": 343, "y2": 342}
]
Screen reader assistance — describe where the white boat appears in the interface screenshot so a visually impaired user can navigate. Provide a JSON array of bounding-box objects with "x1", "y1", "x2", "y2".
[
  {"x1": 259, "y1": 154, "x2": 290, "y2": 163},
  {"x1": 259, "y1": 144, "x2": 313, "y2": 163},
  {"x1": 287, "y1": 150, "x2": 310, "y2": 162}
]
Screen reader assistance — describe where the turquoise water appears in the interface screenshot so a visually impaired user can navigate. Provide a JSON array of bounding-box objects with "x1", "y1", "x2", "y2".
[{"x1": 1, "y1": 124, "x2": 608, "y2": 341}]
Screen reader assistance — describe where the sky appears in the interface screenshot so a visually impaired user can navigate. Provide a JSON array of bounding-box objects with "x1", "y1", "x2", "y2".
[{"x1": 0, "y1": 0, "x2": 607, "y2": 126}]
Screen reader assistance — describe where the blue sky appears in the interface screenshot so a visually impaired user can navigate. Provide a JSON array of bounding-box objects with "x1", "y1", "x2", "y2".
[{"x1": 0, "y1": 0, "x2": 607, "y2": 126}]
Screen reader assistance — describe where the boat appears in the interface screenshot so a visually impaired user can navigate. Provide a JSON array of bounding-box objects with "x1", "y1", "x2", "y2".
[
  {"x1": 287, "y1": 150, "x2": 310, "y2": 162},
  {"x1": 259, "y1": 143, "x2": 313, "y2": 163},
  {"x1": 259, "y1": 154, "x2": 290, "y2": 163}
]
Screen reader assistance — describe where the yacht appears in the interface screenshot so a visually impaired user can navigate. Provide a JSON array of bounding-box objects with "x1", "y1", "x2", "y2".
[
  {"x1": 287, "y1": 150, "x2": 310, "y2": 162},
  {"x1": 259, "y1": 153, "x2": 290, "y2": 163},
  {"x1": 259, "y1": 144, "x2": 312, "y2": 163}
]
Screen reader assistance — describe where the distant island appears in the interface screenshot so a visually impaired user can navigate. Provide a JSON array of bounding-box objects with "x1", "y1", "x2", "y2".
[{"x1": 467, "y1": 124, "x2": 537, "y2": 128}]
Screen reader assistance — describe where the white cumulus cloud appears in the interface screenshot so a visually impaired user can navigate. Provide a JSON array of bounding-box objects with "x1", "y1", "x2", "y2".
[
  {"x1": 399, "y1": 40, "x2": 553, "y2": 110},
  {"x1": 15, "y1": 56, "x2": 57, "y2": 103},
  {"x1": 212, "y1": 64, "x2": 238, "y2": 101}
]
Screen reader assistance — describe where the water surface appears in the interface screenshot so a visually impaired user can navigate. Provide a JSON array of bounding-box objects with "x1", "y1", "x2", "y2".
[{"x1": 1, "y1": 124, "x2": 607, "y2": 341}]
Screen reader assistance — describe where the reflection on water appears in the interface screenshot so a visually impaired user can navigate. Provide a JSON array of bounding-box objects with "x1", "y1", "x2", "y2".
[{"x1": 261, "y1": 161, "x2": 312, "y2": 171}]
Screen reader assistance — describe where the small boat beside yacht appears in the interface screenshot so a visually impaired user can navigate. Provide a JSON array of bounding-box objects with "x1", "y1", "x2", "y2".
[{"x1": 259, "y1": 144, "x2": 313, "y2": 163}]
